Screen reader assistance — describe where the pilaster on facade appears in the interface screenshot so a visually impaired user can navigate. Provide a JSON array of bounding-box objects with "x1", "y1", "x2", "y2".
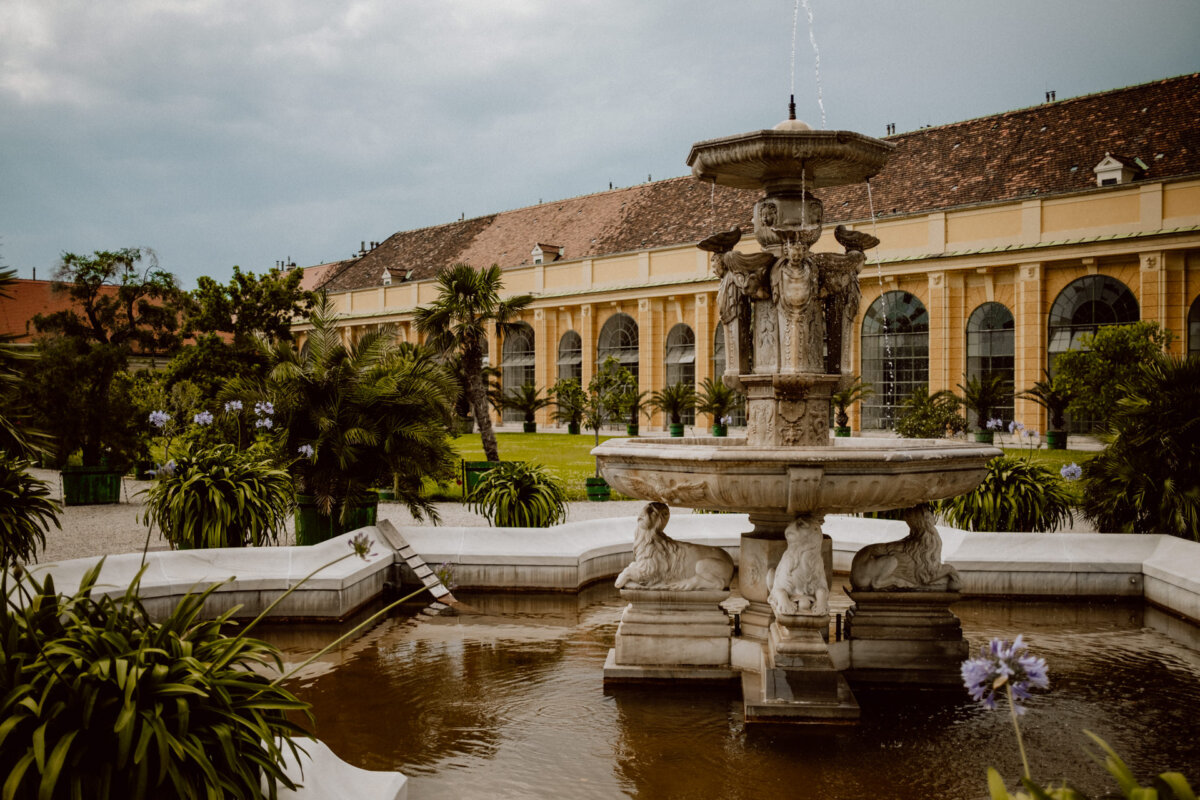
[
  {"x1": 579, "y1": 304, "x2": 595, "y2": 385},
  {"x1": 694, "y1": 293, "x2": 712, "y2": 386},
  {"x1": 1020, "y1": 199, "x2": 1042, "y2": 246},
  {"x1": 1140, "y1": 183, "x2": 1164, "y2": 232},
  {"x1": 1014, "y1": 262, "x2": 1045, "y2": 429},
  {"x1": 927, "y1": 271, "x2": 948, "y2": 391},
  {"x1": 928, "y1": 212, "x2": 947, "y2": 255}
]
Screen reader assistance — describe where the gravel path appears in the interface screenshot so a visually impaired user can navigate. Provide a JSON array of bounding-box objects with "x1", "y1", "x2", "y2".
[{"x1": 28, "y1": 468, "x2": 661, "y2": 565}]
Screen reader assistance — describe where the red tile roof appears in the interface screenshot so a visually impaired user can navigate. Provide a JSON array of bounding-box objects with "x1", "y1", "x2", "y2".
[
  {"x1": 315, "y1": 73, "x2": 1200, "y2": 294},
  {"x1": 0, "y1": 280, "x2": 118, "y2": 343}
]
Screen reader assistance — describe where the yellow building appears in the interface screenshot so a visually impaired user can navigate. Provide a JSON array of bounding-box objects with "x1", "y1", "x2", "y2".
[{"x1": 296, "y1": 74, "x2": 1200, "y2": 433}]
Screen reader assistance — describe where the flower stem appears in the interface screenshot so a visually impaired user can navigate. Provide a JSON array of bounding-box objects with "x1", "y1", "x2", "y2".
[{"x1": 1006, "y1": 682, "x2": 1031, "y2": 780}]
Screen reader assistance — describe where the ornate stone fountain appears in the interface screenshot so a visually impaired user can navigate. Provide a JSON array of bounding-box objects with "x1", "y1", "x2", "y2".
[{"x1": 596, "y1": 109, "x2": 1001, "y2": 722}]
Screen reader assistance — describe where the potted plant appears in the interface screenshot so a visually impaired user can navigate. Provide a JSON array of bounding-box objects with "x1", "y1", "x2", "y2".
[
  {"x1": 1018, "y1": 370, "x2": 1073, "y2": 449},
  {"x1": 240, "y1": 294, "x2": 457, "y2": 543},
  {"x1": 696, "y1": 376, "x2": 742, "y2": 436},
  {"x1": 498, "y1": 382, "x2": 552, "y2": 433},
  {"x1": 830, "y1": 377, "x2": 874, "y2": 437},
  {"x1": 467, "y1": 461, "x2": 569, "y2": 527},
  {"x1": 650, "y1": 381, "x2": 697, "y2": 437},
  {"x1": 551, "y1": 377, "x2": 586, "y2": 434},
  {"x1": 583, "y1": 357, "x2": 627, "y2": 500},
  {"x1": 618, "y1": 387, "x2": 649, "y2": 436},
  {"x1": 957, "y1": 373, "x2": 1011, "y2": 444}
]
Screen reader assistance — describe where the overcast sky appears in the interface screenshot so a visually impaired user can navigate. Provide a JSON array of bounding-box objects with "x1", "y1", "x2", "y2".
[{"x1": 3, "y1": 0, "x2": 1198, "y2": 288}]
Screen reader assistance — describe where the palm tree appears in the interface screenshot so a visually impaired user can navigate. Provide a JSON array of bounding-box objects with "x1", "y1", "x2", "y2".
[
  {"x1": 649, "y1": 381, "x2": 697, "y2": 431},
  {"x1": 414, "y1": 263, "x2": 532, "y2": 462},
  {"x1": 245, "y1": 294, "x2": 457, "y2": 526},
  {"x1": 1018, "y1": 370, "x2": 1072, "y2": 432},
  {"x1": 497, "y1": 383, "x2": 552, "y2": 431},
  {"x1": 830, "y1": 377, "x2": 874, "y2": 431},
  {"x1": 957, "y1": 372, "x2": 1011, "y2": 432}
]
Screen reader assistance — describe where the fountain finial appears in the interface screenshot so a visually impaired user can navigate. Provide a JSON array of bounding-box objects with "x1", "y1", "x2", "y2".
[{"x1": 788, "y1": 94, "x2": 796, "y2": 121}]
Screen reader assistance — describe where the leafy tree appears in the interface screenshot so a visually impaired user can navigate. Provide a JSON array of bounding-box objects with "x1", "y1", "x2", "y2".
[
  {"x1": 29, "y1": 248, "x2": 187, "y2": 466},
  {"x1": 247, "y1": 294, "x2": 457, "y2": 524},
  {"x1": 414, "y1": 263, "x2": 532, "y2": 462},
  {"x1": 585, "y1": 356, "x2": 631, "y2": 475},
  {"x1": 1082, "y1": 354, "x2": 1200, "y2": 539},
  {"x1": 551, "y1": 377, "x2": 587, "y2": 429},
  {"x1": 0, "y1": 268, "x2": 50, "y2": 459},
  {"x1": 171, "y1": 266, "x2": 313, "y2": 396},
  {"x1": 958, "y1": 372, "x2": 1011, "y2": 431},
  {"x1": 1054, "y1": 321, "x2": 1173, "y2": 428},
  {"x1": 894, "y1": 385, "x2": 966, "y2": 439}
]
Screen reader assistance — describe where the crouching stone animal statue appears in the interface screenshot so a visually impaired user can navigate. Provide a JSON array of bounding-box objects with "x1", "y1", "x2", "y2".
[
  {"x1": 849, "y1": 504, "x2": 962, "y2": 592},
  {"x1": 614, "y1": 502, "x2": 735, "y2": 591},
  {"x1": 767, "y1": 515, "x2": 829, "y2": 616}
]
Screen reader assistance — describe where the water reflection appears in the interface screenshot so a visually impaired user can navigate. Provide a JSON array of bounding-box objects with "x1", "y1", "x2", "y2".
[{"x1": 270, "y1": 585, "x2": 1200, "y2": 799}]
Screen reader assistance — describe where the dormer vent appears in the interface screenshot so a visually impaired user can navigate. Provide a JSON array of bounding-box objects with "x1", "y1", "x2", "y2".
[
  {"x1": 531, "y1": 243, "x2": 563, "y2": 265},
  {"x1": 1093, "y1": 152, "x2": 1146, "y2": 187},
  {"x1": 381, "y1": 268, "x2": 393, "y2": 286}
]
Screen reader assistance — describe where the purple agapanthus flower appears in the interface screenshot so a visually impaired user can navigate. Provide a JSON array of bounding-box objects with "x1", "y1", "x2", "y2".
[
  {"x1": 255, "y1": 416, "x2": 274, "y2": 430},
  {"x1": 986, "y1": 417, "x2": 1004, "y2": 431},
  {"x1": 193, "y1": 410, "x2": 214, "y2": 426},
  {"x1": 1008, "y1": 420, "x2": 1025, "y2": 435},
  {"x1": 297, "y1": 443, "x2": 314, "y2": 458},
  {"x1": 148, "y1": 410, "x2": 170, "y2": 429},
  {"x1": 1060, "y1": 462, "x2": 1083, "y2": 481},
  {"x1": 962, "y1": 635, "x2": 1049, "y2": 714},
  {"x1": 224, "y1": 400, "x2": 243, "y2": 414},
  {"x1": 254, "y1": 401, "x2": 274, "y2": 418},
  {"x1": 349, "y1": 532, "x2": 376, "y2": 560}
]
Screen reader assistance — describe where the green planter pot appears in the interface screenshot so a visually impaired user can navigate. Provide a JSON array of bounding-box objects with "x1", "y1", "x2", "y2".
[
  {"x1": 523, "y1": 421, "x2": 537, "y2": 433},
  {"x1": 566, "y1": 422, "x2": 581, "y2": 435},
  {"x1": 61, "y1": 465, "x2": 122, "y2": 506},
  {"x1": 463, "y1": 460, "x2": 503, "y2": 494},
  {"x1": 668, "y1": 423, "x2": 685, "y2": 437},
  {"x1": 376, "y1": 488, "x2": 395, "y2": 501},
  {"x1": 973, "y1": 431, "x2": 995, "y2": 444},
  {"x1": 834, "y1": 426, "x2": 852, "y2": 438},
  {"x1": 626, "y1": 424, "x2": 639, "y2": 436},
  {"x1": 585, "y1": 476, "x2": 611, "y2": 502},
  {"x1": 711, "y1": 423, "x2": 728, "y2": 437},
  {"x1": 1045, "y1": 430, "x2": 1068, "y2": 450},
  {"x1": 294, "y1": 493, "x2": 379, "y2": 546}
]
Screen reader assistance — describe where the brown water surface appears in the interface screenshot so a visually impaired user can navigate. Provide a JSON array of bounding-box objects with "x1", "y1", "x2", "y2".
[{"x1": 268, "y1": 583, "x2": 1200, "y2": 800}]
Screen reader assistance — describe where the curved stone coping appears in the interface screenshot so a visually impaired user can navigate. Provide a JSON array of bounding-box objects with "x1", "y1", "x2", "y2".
[{"x1": 278, "y1": 739, "x2": 406, "y2": 800}]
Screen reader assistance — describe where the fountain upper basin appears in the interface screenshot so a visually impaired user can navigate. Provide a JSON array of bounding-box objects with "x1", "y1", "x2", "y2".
[{"x1": 592, "y1": 436, "x2": 1001, "y2": 516}]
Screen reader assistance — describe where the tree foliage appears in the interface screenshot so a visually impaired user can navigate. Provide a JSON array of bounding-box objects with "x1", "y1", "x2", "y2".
[
  {"x1": 894, "y1": 385, "x2": 967, "y2": 439},
  {"x1": 187, "y1": 265, "x2": 313, "y2": 345},
  {"x1": 414, "y1": 263, "x2": 532, "y2": 462},
  {"x1": 0, "y1": 455, "x2": 60, "y2": 569},
  {"x1": 249, "y1": 294, "x2": 457, "y2": 524},
  {"x1": 27, "y1": 248, "x2": 187, "y2": 466},
  {"x1": 551, "y1": 378, "x2": 586, "y2": 427},
  {"x1": 1054, "y1": 321, "x2": 1173, "y2": 427},
  {"x1": 1082, "y1": 354, "x2": 1200, "y2": 539}
]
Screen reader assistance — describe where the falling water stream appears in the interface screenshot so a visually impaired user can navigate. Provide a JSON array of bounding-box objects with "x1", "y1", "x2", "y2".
[{"x1": 866, "y1": 178, "x2": 896, "y2": 425}]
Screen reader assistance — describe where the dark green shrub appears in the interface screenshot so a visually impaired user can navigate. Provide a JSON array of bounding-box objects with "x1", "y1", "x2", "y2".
[
  {"x1": 937, "y1": 456, "x2": 1074, "y2": 532},
  {"x1": 0, "y1": 563, "x2": 311, "y2": 799},
  {"x1": 894, "y1": 385, "x2": 967, "y2": 439},
  {"x1": 0, "y1": 455, "x2": 60, "y2": 569},
  {"x1": 467, "y1": 461, "x2": 569, "y2": 527},
  {"x1": 1082, "y1": 355, "x2": 1200, "y2": 539},
  {"x1": 141, "y1": 443, "x2": 293, "y2": 549}
]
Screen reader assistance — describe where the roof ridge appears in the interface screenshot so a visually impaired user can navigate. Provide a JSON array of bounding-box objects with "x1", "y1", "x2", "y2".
[{"x1": 886, "y1": 72, "x2": 1200, "y2": 139}]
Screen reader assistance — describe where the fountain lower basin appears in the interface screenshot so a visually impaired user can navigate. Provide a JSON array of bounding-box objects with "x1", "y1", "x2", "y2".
[{"x1": 593, "y1": 436, "x2": 1001, "y2": 516}]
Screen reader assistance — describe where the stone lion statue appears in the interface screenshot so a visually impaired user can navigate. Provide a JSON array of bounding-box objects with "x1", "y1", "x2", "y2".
[
  {"x1": 614, "y1": 502, "x2": 735, "y2": 591},
  {"x1": 849, "y1": 504, "x2": 962, "y2": 592},
  {"x1": 767, "y1": 515, "x2": 829, "y2": 617}
]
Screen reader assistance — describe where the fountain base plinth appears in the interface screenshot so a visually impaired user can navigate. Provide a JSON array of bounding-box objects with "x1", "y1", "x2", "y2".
[
  {"x1": 837, "y1": 590, "x2": 969, "y2": 686},
  {"x1": 603, "y1": 589, "x2": 736, "y2": 683}
]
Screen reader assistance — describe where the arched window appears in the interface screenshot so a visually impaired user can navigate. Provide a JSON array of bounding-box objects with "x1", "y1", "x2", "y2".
[
  {"x1": 501, "y1": 322, "x2": 536, "y2": 423},
  {"x1": 597, "y1": 313, "x2": 639, "y2": 380},
  {"x1": 861, "y1": 291, "x2": 929, "y2": 430},
  {"x1": 665, "y1": 323, "x2": 696, "y2": 425},
  {"x1": 1047, "y1": 276, "x2": 1139, "y2": 367},
  {"x1": 1047, "y1": 275, "x2": 1138, "y2": 432},
  {"x1": 712, "y1": 326, "x2": 746, "y2": 426},
  {"x1": 1188, "y1": 296, "x2": 1200, "y2": 357},
  {"x1": 557, "y1": 330, "x2": 582, "y2": 382},
  {"x1": 966, "y1": 302, "x2": 1015, "y2": 426}
]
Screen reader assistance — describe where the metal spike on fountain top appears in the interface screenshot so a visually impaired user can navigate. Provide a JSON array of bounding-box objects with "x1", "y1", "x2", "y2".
[{"x1": 788, "y1": 94, "x2": 796, "y2": 121}]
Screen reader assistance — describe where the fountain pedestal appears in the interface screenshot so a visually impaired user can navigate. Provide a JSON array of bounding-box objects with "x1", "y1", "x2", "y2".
[
  {"x1": 603, "y1": 589, "x2": 737, "y2": 683},
  {"x1": 837, "y1": 590, "x2": 969, "y2": 686},
  {"x1": 742, "y1": 612, "x2": 859, "y2": 723}
]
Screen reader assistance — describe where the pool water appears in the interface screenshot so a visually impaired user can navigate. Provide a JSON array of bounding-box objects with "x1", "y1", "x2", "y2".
[{"x1": 271, "y1": 583, "x2": 1200, "y2": 799}]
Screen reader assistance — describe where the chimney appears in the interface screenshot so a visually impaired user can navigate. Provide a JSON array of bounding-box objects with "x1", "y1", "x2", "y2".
[
  {"x1": 32, "y1": 267, "x2": 36, "y2": 280},
  {"x1": 886, "y1": 123, "x2": 895, "y2": 135},
  {"x1": 1045, "y1": 90, "x2": 1056, "y2": 102}
]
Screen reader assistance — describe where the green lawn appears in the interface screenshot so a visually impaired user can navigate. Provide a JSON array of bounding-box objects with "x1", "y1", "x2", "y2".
[
  {"x1": 428, "y1": 432, "x2": 621, "y2": 501},
  {"x1": 424, "y1": 433, "x2": 1097, "y2": 504}
]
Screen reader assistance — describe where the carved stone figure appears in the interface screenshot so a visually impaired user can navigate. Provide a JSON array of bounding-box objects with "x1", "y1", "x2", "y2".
[
  {"x1": 849, "y1": 504, "x2": 962, "y2": 591},
  {"x1": 771, "y1": 248, "x2": 824, "y2": 374},
  {"x1": 703, "y1": 227, "x2": 774, "y2": 379},
  {"x1": 615, "y1": 502, "x2": 735, "y2": 591},
  {"x1": 767, "y1": 514, "x2": 829, "y2": 616}
]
